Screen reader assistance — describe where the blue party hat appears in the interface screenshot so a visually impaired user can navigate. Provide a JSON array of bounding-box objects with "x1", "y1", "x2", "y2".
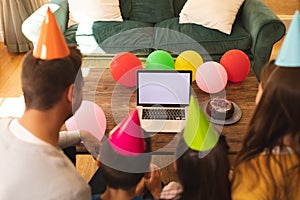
[{"x1": 275, "y1": 10, "x2": 300, "y2": 67}]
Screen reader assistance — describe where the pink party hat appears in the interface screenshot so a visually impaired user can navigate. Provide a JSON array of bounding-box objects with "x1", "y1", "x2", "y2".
[
  {"x1": 275, "y1": 10, "x2": 300, "y2": 67},
  {"x1": 109, "y1": 109, "x2": 146, "y2": 156},
  {"x1": 33, "y1": 7, "x2": 70, "y2": 60}
]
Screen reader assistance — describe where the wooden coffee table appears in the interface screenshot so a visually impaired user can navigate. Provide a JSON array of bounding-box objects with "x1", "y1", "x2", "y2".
[{"x1": 78, "y1": 66, "x2": 258, "y2": 155}]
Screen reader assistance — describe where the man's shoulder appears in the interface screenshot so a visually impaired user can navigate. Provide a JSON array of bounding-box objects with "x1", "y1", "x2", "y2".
[{"x1": 0, "y1": 117, "x2": 14, "y2": 130}]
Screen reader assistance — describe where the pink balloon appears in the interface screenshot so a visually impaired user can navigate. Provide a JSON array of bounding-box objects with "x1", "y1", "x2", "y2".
[
  {"x1": 196, "y1": 61, "x2": 228, "y2": 94},
  {"x1": 65, "y1": 100, "x2": 106, "y2": 140}
]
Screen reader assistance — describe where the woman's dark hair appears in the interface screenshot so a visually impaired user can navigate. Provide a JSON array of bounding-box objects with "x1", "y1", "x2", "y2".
[
  {"x1": 21, "y1": 46, "x2": 83, "y2": 110},
  {"x1": 176, "y1": 134, "x2": 231, "y2": 200},
  {"x1": 235, "y1": 60, "x2": 300, "y2": 198}
]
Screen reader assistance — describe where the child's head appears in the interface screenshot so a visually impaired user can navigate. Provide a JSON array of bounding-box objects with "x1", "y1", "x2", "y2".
[
  {"x1": 175, "y1": 134, "x2": 231, "y2": 200},
  {"x1": 100, "y1": 136, "x2": 151, "y2": 190},
  {"x1": 99, "y1": 109, "x2": 152, "y2": 191}
]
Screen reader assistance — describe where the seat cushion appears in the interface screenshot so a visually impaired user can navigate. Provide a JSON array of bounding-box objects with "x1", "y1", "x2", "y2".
[
  {"x1": 119, "y1": 0, "x2": 132, "y2": 19},
  {"x1": 65, "y1": 20, "x2": 154, "y2": 54},
  {"x1": 154, "y1": 18, "x2": 252, "y2": 56},
  {"x1": 129, "y1": 0, "x2": 174, "y2": 23}
]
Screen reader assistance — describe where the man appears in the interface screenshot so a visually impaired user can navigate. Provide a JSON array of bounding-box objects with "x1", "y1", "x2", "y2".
[{"x1": 0, "y1": 8, "x2": 91, "y2": 199}]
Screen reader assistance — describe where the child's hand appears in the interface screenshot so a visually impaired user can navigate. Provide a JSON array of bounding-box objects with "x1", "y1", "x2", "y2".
[
  {"x1": 144, "y1": 164, "x2": 162, "y2": 200},
  {"x1": 136, "y1": 177, "x2": 146, "y2": 196},
  {"x1": 80, "y1": 130, "x2": 102, "y2": 161}
]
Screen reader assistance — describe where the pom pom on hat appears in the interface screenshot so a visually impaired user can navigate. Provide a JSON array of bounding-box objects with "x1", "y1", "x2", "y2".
[
  {"x1": 275, "y1": 10, "x2": 300, "y2": 67},
  {"x1": 109, "y1": 109, "x2": 146, "y2": 156},
  {"x1": 183, "y1": 96, "x2": 219, "y2": 151},
  {"x1": 33, "y1": 7, "x2": 70, "y2": 60}
]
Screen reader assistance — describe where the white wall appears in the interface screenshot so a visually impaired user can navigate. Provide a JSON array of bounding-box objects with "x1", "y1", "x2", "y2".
[{"x1": 0, "y1": 9, "x2": 3, "y2": 42}]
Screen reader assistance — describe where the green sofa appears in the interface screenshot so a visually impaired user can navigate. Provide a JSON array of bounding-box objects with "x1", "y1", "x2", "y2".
[{"x1": 23, "y1": 0, "x2": 285, "y2": 80}]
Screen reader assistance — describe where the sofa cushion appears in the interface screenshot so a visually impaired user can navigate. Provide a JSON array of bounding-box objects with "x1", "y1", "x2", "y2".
[
  {"x1": 154, "y1": 18, "x2": 251, "y2": 56},
  {"x1": 129, "y1": 0, "x2": 174, "y2": 23},
  {"x1": 119, "y1": 0, "x2": 131, "y2": 19},
  {"x1": 68, "y1": 0, "x2": 123, "y2": 27},
  {"x1": 173, "y1": 0, "x2": 187, "y2": 17},
  {"x1": 65, "y1": 20, "x2": 154, "y2": 54},
  {"x1": 179, "y1": 0, "x2": 245, "y2": 34}
]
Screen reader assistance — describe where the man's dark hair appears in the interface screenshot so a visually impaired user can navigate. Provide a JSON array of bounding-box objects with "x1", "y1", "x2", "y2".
[{"x1": 21, "y1": 46, "x2": 83, "y2": 110}]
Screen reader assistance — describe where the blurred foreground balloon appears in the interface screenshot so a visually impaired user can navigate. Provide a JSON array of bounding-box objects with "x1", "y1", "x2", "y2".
[
  {"x1": 196, "y1": 61, "x2": 228, "y2": 94},
  {"x1": 66, "y1": 100, "x2": 106, "y2": 141},
  {"x1": 175, "y1": 50, "x2": 203, "y2": 81},
  {"x1": 110, "y1": 52, "x2": 143, "y2": 87},
  {"x1": 146, "y1": 50, "x2": 175, "y2": 70},
  {"x1": 220, "y1": 49, "x2": 250, "y2": 83}
]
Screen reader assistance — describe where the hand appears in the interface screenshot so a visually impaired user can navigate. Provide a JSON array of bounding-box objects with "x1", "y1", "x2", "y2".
[
  {"x1": 136, "y1": 177, "x2": 146, "y2": 196},
  {"x1": 144, "y1": 164, "x2": 162, "y2": 200},
  {"x1": 79, "y1": 130, "x2": 102, "y2": 161}
]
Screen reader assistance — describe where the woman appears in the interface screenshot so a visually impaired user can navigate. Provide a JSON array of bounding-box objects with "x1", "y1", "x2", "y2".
[{"x1": 232, "y1": 60, "x2": 300, "y2": 199}]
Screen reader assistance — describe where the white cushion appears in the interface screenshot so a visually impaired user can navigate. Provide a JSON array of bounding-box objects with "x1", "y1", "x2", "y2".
[
  {"x1": 68, "y1": 0, "x2": 123, "y2": 27},
  {"x1": 179, "y1": 0, "x2": 245, "y2": 35},
  {"x1": 22, "y1": 4, "x2": 60, "y2": 46}
]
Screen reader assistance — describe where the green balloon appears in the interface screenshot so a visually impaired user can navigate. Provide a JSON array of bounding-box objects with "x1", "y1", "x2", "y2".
[{"x1": 146, "y1": 50, "x2": 175, "y2": 70}]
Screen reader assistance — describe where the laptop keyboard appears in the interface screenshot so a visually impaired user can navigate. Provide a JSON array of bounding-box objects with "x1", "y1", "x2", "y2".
[{"x1": 142, "y1": 108, "x2": 186, "y2": 120}]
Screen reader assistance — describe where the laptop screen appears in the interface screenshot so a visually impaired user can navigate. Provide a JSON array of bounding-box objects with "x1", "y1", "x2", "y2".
[{"x1": 137, "y1": 70, "x2": 192, "y2": 106}]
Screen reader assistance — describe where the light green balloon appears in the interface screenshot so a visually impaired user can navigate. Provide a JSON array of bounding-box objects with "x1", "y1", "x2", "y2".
[{"x1": 146, "y1": 50, "x2": 175, "y2": 70}]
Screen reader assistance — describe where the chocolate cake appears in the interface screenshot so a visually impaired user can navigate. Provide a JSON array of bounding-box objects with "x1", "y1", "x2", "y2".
[{"x1": 206, "y1": 98, "x2": 234, "y2": 120}]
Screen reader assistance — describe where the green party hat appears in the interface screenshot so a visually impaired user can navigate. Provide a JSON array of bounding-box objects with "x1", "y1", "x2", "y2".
[
  {"x1": 275, "y1": 10, "x2": 300, "y2": 67},
  {"x1": 184, "y1": 96, "x2": 219, "y2": 151}
]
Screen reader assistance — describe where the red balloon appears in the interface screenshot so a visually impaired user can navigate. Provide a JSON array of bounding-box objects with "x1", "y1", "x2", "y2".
[
  {"x1": 110, "y1": 52, "x2": 143, "y2": 87},
  {"x1": 220, "y1": 49, "x2": 250, "y2": 83}
]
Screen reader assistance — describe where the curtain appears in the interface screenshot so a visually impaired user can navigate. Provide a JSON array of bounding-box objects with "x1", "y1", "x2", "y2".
[{"x1": 0, "y1": 0, "x2": 47, "y2": 52}]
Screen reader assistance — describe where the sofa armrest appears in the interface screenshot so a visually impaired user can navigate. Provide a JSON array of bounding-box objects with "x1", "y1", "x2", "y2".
[
  {"x1": 239, "y1": 0, "x2": 285, "y2": 79},
  {"x1": 22, "y1": 0, "x2": 69, "y2": 46}
]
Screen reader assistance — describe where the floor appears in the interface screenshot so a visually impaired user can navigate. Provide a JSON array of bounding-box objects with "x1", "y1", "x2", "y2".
[{"x1": 262, "y1": 0, "x2": 299, "y2": 15}]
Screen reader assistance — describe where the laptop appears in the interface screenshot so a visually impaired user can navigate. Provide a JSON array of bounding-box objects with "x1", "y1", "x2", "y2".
[{"x1": 136, "y1": 70, "x2": 192, "y2": 133}]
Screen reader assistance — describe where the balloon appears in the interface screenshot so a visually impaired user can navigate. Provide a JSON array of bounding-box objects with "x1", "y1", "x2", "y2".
[
  {"x1": 220, "y1": 49, "x2": 250, "y2": 83},
  {"x1": 196, "y1": 61, "x2": 228, "y2": 94},
  {"x1": 65, "y1": 100, "x2": 106, "y2": 141},
  {"x1": 146, "y1": 50, "x2": 175, "y2": 70},
  {"x1": 175, "y1": 50, "x2": 203, "y2": 81},
  {"x1": 110, "y1": 52, "x2": 143, "y2": 87}
]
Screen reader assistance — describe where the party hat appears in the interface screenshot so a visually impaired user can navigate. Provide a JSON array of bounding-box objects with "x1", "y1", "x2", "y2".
[
  {"x1": 33, "y1": 7, "x2": 70, "y2": 60},
  {"x1": 275, "y1": 10, "x2": 300, "y2": 67},
  {"x1": 109, "y1": 109, "x2": 146, "y2": 156},
  {"x1": 183, "y1": 96, "x2": 219, "y2": 151}
]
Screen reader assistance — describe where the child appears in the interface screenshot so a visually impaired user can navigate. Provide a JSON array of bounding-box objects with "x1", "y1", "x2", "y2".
[
  {"x1": 160, "y1": 96, "x2": 231, "y2": 200},
  {"x1": 92, "y1": 109, "x2": 157, "y2": 200}
]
